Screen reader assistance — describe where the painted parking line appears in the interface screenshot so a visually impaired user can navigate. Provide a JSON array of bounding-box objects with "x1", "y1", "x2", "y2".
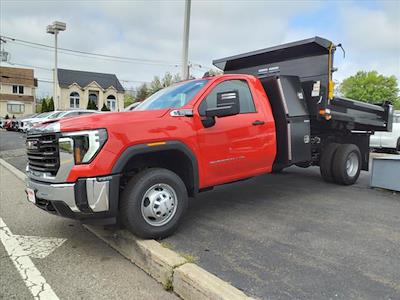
[{"x1": 0, "y1": 217, "x2": 65, "y2": 300}]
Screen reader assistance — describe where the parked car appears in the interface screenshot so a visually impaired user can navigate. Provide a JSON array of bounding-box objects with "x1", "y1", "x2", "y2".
[
  {"x1": 16, "y1": 113, "x2": 41, "y2": 132},
  {"x1": 24, "y1": 111, "x2": 65, "y2": 132},
  {"x1": 25, "y1": 37, "x2": 393, "y2": 239},
  {"x1": 3, "y1": 119, "x2": 13, "y2": 130},
  {"x1": 53, "y1": 109, "x2": 98, "y2": 119},
  {"x1": 370, "y1": 111, "x2": 400, "y2": 153}
]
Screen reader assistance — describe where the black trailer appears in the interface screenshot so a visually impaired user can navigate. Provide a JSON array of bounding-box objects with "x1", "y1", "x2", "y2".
[{"x1": 213, "y1": 36, "x2": 394, "y2": 185}]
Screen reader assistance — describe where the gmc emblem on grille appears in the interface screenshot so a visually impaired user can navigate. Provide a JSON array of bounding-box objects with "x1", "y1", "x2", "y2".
[{"x1": 26, "y1": 140, "x2": 38, "y2": 150}]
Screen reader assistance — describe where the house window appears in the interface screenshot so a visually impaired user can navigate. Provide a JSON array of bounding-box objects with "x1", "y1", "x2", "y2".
[
  {"x1": 12, "y1": 85, "x2": 24, "y2": 94},
  {"x1": 7, "y1": 103, "x2": 25, "y2": 113},
  {"x1": 70, "y1": 92, "x2": 80, "y2": 108},
  {"x1": 106, "y1": 95, "x2": 117, "y2": 111}
]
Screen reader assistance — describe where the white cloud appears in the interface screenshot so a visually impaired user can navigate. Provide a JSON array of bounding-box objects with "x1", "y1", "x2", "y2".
[{"x1": 0, "y1": 0, "x2": 398, "y2": 97}]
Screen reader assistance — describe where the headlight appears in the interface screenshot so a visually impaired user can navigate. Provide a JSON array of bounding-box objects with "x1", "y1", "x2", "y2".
[{"x1": 61, "y1": 129, "x2": 108, "y2": 164}]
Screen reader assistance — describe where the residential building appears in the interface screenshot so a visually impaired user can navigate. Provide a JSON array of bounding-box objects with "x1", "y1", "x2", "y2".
[
  {"x1": 56, "y1": 69, "x2": 125, "y2": 111},
  {"x1": 0, "y1": 66, "x2": 37, "y2": 117}
]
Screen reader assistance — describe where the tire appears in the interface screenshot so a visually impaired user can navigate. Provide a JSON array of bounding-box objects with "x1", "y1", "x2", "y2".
[
  {"x1": 332, "y1": 144, "x2": 361, "y2": 185},
  {"x1": 396, "y1": 138, "x2": 400, "y2": 153},
  {"x1": 320, "y1": 143, "x2": 340, "y2": 183},
  {"x1": 120, "y1": 168, "x2": 188, "y2": 239}
]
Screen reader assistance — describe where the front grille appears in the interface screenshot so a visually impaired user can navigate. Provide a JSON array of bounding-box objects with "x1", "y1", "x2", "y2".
[{"x1": 26, "y1": 133, "x2": 60, "y2": 175}]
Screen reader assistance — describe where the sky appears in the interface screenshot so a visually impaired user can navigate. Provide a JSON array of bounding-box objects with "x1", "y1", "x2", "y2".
[{"x1": 1, "y1": 0, "x2": 399, "y2": 98}]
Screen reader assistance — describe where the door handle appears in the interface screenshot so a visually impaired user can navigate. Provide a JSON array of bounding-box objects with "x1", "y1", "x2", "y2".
[{"x1": 252, "y1": 120, "x2": 265, "y2": 126}]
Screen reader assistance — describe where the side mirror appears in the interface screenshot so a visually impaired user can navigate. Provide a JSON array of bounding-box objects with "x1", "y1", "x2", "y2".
[{"x1": 205, "y1": 91, "x2": 240, "y2": 118}]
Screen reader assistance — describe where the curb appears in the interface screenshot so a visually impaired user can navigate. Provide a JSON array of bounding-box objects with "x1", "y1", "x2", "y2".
[{"x1": 0, "y1": 158, "x2": 255, "y2": 300}]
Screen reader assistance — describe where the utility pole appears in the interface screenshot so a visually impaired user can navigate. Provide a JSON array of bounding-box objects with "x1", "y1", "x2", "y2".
[
  {"x1": 181, "y1": 0, "x2": 191, "y2": 80},
  {"x1": 47, "y1": 21, "x2": 66, "y2": 110}
]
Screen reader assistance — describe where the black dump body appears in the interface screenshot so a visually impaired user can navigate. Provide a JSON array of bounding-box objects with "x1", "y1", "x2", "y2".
[
  {"x1": 213, "y1": 37, "x2": 393, "y2": 170},
  {"x1": 213, "y1": 36, "x2": 392, "y2": 132}
]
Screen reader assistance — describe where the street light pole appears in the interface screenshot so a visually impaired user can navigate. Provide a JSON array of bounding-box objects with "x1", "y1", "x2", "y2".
[
  {"x1": 47, "y1": 21, "x2": 66, "y2": 110},
  {"x1": 181, "y1": 0, "x2": 191, "y2": 80},
  {"x1": 54, "y1": 31, "x2": 58, "y2": 109}
]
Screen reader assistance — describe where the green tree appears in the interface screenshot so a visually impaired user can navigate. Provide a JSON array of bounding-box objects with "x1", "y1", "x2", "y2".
[
  {"x1": 204, "y1": 69, "x2": 223, "y2": 77},
  {"x1": 47, "y1": 97, "x2": 55, "y2": 111},
  {"x1": 162, "y1": 72, "x2": 174, "y2": 88},
  {"x1": 101, "y1": 103, "x2": 110, "y2": 111},
  {"x1": 124, "y1": 93, "x2": 135, "y2": 108},
  {"x1": 149, "y1": 76, "x2": 163, "y2": 94},
  {"x1": 340, "y1": 71, "x2": 400, "y2": 109},
  {"x1": 87, "y1": 100, "x2": 98, "y2": 110},
  {"x1": 135, "y1": 83, "x2": 149, "y2": 102},
  {"x1": 35, "y1": 104, "x2": 42, "y2": 113},
  {"x1": 41, "y1": 99, "x2": 48, "y2": 113}
]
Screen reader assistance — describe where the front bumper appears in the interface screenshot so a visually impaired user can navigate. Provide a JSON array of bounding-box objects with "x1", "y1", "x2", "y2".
[{"x1": 26, "y1": 174, "x2": 120, "y2": 224}]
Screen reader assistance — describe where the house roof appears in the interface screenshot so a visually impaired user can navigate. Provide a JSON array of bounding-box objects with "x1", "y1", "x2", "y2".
[
  {"x1": 0, "y1": 66, "x2": 36, "y2": 87},
  {"x1": 57, "y1": 68, "x2": 125, "y2": 92}
]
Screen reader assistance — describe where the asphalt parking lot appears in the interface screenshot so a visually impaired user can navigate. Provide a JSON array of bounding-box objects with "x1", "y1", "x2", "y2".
[{"x1": 1, "y1": 129, "x2": 399, "y2": 300}]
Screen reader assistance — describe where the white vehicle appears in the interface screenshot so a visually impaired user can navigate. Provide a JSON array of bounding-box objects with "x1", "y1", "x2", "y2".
[
  {"x1": 370, "y1": 111, "x2": 400, "y2": 153},
  {"x1": 17, "y1": 113, "x2": 41, "y2": 132},
  {"x1": 24, "y1": 111, "x2": 65, "y2": 132},
  {"x1": 53, "y1": 109, "x2": 97, "y2": 119}
]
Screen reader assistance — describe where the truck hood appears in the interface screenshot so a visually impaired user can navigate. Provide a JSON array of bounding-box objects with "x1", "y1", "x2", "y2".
[{"x1": 59, "y1": 109, "x2": 169, "y2": 132}]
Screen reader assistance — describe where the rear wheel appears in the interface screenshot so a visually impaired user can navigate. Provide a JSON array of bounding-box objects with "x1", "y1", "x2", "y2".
[
  {"x1": 320, "y1": 143, "x2": 340, "y2": 183},
  {"x1": 332, "y1": 144, "x2": 361, "y2": 185},
  {"x1": 120, "y1": 168, "x2": 188, "y2": 239}
]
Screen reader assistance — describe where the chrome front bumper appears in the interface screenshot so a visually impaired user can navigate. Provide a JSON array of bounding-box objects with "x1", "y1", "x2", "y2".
[{"x1": 26, "y1": 175, "x2": 120, "y2": 222}]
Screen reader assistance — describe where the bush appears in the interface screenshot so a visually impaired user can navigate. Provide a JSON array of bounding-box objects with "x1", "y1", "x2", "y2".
[
  {"x1": 41, "y1": 100, "x2": 48, "y2": 113},
  {"x1": 87, "y1": 100, "x2": 98, "y2": 110},
  {"x1": 101, "y1": 103, "x2": 110, "y2": 111},
  {"x1": 47, "y1": 97, "x2": 55, "y2": 111}
]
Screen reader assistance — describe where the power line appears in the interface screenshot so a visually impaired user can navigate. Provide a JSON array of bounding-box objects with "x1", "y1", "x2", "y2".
[
  {"x1": 4, "y1": 62, "x2": 150, "y2": 85},
  {"x1": 1, "y1": 35, "x2": 215, "y2": 70},
  {"x1": 7, "y1": 61, "x2": 53, "y2": 71},
  {"x1": 1, "y1": 35, "x2": 181, "y2": 67}
]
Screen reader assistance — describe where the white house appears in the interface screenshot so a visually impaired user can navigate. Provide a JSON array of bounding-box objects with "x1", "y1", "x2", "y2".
[{"x1": 55, "y1": 69, "x2": 125, "y2": 111}]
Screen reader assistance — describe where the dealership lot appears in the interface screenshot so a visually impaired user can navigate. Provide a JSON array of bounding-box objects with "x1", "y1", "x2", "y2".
[{"x1": 1, "y1": 129, "x2": 399, "y2": 300}]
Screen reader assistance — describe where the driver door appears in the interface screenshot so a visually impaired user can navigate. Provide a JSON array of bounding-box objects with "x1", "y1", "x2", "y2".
[{"x1": 195, "y1": 78, "x2": 273, "y2": 188}]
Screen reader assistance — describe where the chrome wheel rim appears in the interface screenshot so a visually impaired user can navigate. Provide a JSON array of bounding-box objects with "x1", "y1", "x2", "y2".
[
  {"x1": 141, "y1": 183, "x2": 178, "y2": 227},
  {"x1": 346, "y1": 152, "x2": 359, "y2": 177}
]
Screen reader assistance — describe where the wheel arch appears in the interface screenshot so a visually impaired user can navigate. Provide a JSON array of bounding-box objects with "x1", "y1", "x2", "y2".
[{"x1": 112, "y1": 141, "x2": 199, "y2": 197}]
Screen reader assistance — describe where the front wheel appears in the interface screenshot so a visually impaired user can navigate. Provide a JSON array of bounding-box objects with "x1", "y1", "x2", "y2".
[{"x1": 120, "y1": 168, "x2": 188, "y2": 239}]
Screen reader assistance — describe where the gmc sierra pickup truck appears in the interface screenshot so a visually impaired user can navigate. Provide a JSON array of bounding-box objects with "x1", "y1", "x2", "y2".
[{"x1": 25, "y1": 37, "x2": 393, "y2": 238}]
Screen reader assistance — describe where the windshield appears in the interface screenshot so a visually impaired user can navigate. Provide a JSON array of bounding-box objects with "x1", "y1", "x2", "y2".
[
  {"x1": 135, "y1": 79, "x2": 209, "y2": 111},
  {"x1": 46, "y1": 111, "x2": 64, "y2": 119},
  {"x1": 36, "y1": 112, "x2": 53, "y2": 118}
]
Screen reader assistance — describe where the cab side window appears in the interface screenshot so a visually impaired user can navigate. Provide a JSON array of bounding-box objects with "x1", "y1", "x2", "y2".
[{"x1": 199, "y1": 80, "x2": 256, "y2": 116}]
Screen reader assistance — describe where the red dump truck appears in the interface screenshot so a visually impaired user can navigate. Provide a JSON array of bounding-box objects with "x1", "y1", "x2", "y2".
[{"x1": 26, "y1": 37, "x2": 393, "y2": 238}]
